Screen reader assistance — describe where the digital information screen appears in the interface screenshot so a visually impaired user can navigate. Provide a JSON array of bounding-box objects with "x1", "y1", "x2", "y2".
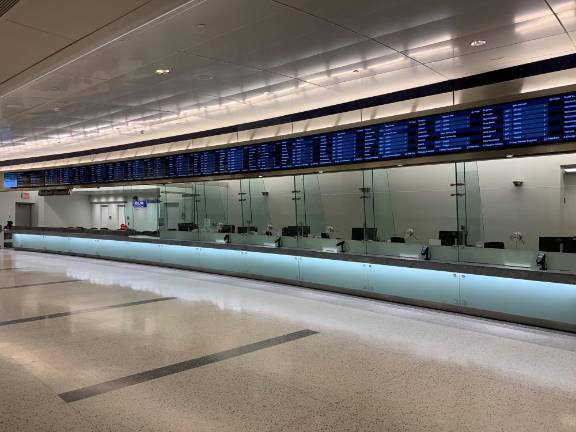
[{"x1": 4, "y1": 91, "x2": 576, "y2": 189}]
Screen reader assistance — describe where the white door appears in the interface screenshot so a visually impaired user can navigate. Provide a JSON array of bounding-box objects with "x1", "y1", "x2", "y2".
[
  {"x1": 100, "y1": 205, "x2": 110, "y2": 229},
  {"x1": 118, "y1": 205, "x2": 126, "y2": 227},
  {"x1": 166, "y1": 203, "x2": 180, "y2": 230}
]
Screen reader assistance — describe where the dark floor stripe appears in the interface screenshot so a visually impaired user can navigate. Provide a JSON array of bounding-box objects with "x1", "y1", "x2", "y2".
[
  {"x1": 0, "y1": 267, "x2": 27, "y2": 271},
  {"x1": 0, "y1": 297, "x2": 176, "y2": 327},
  {"x1": 0, "y1": 279, "x2": 80, "y2": 290},
  {"x1": 59, "y1": 329, "x2": 318, "y2": 403}
]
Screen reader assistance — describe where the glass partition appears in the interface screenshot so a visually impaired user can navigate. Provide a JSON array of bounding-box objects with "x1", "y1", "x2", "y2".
[
  {"x1": 30, "y1": 151, "x2": 576, "y2": 274},
  {"x1": 457, "y1": 155, "x2": 570, "y2": 271},
  {"x1": 123, "y1": 185, "x2": 160, "y2": 236},
  {"x1": 368, "y1": 164, "x2": 460, "y2": 261},
  {"x1": 295, "y1": 171, "x2": 365, "y2": 253}
]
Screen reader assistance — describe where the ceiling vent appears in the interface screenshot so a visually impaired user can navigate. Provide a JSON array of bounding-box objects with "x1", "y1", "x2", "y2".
[{"x1": 0, "y1": 0, "x2": 19, "y2": 17}]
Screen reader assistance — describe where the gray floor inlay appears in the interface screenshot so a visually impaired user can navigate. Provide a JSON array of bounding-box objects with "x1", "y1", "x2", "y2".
[
  {"x1": 59, "y1": 329, "x2": 319, "y2": 403},
  {"x1": 0, "y1": 279, "x2": 81, "y2": 290},
  {"x1": 0, "y1": 297, "x2": 177, "y2": 327}
]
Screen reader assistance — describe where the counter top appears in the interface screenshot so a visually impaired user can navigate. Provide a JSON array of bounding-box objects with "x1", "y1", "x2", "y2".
[{"x1": 13, "y1": 227, "x2": 576, "y2": 286}]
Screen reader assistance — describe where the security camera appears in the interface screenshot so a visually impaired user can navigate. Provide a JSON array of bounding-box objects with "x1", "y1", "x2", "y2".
[{"x1": 512, "y1": 178, "x2": 524, "y2": 187}]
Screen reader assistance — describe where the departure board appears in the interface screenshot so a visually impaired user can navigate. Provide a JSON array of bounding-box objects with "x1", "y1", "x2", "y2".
[{"x1": 4, "y1": 91, "x2": 576, "y2": 189}]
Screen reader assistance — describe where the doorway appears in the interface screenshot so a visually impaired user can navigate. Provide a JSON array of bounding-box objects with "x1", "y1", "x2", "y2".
[
  {"x1": 15, "y1": 203, "x2": 34, "y2": 227},
  {"x1": 118, "y1": 205, "x2": 126, "y2": 227},
  {"x1": 100, "y1": 205, "x2": 111, "y2": 229}
]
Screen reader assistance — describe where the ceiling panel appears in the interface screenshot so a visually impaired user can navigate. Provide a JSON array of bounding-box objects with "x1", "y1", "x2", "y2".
[
  {"x1": 189, "y1": 3, "x2": 395, "y2": 74},
  {"x1": 0, "y1": 19, "x2": 69, "y2": 83},
  {"x1": 427, "y1": 33, "x2": 575, "y2": 78},
  {"x1": 549, "y1": 0, "x2": 576, "y2": 31},
  {"x1": 1, "y1": 0, "x2": 575, "y2": 161},
  {"x1": 4, "y1": 0, "x2": 148, "y2": 39},
  {"x1": 277, "y1": 0, "x2": 553, "y2": 48}
]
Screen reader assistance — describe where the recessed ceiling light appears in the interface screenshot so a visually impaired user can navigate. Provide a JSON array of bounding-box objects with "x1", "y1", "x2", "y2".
[
  {"x1": 397, "y1": 164, "x2": 404, "y2": 167},
  {"x1": 154, "y1": 69, "x2": 170, "y2": 75},
  {"x1": 470, "y1": 40, "x2": 487, "y2": 47},
  {"x1": 258, "y1": 175, "x2": 263, "y2": 178},
  {"x1": 564, "y1": 167, "x2": 576, "y2": 173},
  {"x1": 195, "y1": 74, "x2": 213, "y2": 81},
  {"x1": 506, "y1": 154, "x2": 514, "y2": 158},
  {"x1": 197, "y1": 24, "x2": 206, "y2": 29}
]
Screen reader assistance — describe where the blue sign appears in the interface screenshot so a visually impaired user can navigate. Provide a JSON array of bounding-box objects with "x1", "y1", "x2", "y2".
[{"x1": 133, "y1": 200, "x2": 148, "y2": 208}]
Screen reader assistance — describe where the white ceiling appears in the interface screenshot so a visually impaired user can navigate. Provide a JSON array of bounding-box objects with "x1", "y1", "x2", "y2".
[{"x1": 1, "y1": 0, "x2": 576, "y2": 162}]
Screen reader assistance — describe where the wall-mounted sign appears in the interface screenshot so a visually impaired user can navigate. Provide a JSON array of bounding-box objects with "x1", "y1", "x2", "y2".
[
  {"x1": 20, "y1": 192, "x2": 30, "y2": 200},
  {"x1": 133, "y1": 200, "x2": 148, "y2": 208}
]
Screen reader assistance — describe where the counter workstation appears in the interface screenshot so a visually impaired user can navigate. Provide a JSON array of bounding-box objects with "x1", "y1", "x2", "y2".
[{"x1": 11, "y1": 227, "x2": 576, "y2": 333}]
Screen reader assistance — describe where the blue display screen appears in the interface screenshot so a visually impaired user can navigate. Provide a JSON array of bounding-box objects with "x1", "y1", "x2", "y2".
[
  {"x1": 2, "y1": 172, "x2": 17, "y2": 189},
  {"x1": 6, "y1": 91, "x2": 576, "y2": 188}
]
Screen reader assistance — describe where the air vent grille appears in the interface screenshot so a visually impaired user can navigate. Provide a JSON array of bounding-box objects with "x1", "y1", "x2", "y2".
[{"x1": 0, "y1": 0, "x2": 19, "y2": 17}]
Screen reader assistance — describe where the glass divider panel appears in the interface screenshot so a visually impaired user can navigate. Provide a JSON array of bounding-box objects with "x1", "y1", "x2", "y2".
[
  {"x1": 271, "y1": 175, "x2": 298, "y2": 249},
  {"x1": 456, "y1": 155, "x2": 576, "y2": 273},
  {"x1": 293, "y1": 175, "x2": 306, "y2": 248},
  {"x1": 248, "y1": 178, "x2": 272, "y2": 234},
  {"x1": 382, "y1": 163, "x2": 458, "y2": 261},
  {"x1": 369, "y1": 168, "x2": 397, "y2": 254}
]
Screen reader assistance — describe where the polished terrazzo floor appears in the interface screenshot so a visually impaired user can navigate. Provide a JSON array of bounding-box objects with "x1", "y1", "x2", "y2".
[{"x1": 0, "y1": 249, "x2": 575, "y2": 431}]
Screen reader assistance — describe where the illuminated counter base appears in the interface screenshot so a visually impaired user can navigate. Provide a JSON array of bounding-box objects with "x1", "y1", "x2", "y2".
[{"x1": 13, "y1": 232, "x2": 576, "y2": 333}]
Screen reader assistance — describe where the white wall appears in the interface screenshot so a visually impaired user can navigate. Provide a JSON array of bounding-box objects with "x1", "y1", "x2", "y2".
[
  {"x1": 0, "y1": 191, "x2": 39, "y2": 227},
  {"x1": 41, "y1": 194, "x2": 92, "y2": 228},
  {"x1": 477, "y1": 153, "x2": 576, "y2": 250}
]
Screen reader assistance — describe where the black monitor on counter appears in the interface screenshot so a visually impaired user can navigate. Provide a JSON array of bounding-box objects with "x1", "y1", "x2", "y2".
[
  {"x1": 218, "y1": 224, "x2": 235, "y2": 233},
  {"x1": 539, "y1": 236, "x2": 576, "y2": 253},
  {"x1": 439, "y1": 230, "x2": 464, "y2": 246},
  {"x1": 351, "y1": 228, "x2": 378, "y2": 241},
  {"x1": 238, "y1": 226, "x2": 258, "y2": 234},
  {"x1": 282, "y1": 226, "x2": 310, "y2": 237},
  {"x1": 177, "y1": 222, "x2": 198, "y2": 231}
]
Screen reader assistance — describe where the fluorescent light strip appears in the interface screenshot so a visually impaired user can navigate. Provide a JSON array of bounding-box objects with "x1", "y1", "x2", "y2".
[
  {"x1": 515, "y1": 15, "x2": 556, "y2": 33},
  {"x1": 407, "y1": 44, "x2": 454, "y2": 59},
  {"x1": 369, "y1": 57, "x2": 407, "y2": 69}
]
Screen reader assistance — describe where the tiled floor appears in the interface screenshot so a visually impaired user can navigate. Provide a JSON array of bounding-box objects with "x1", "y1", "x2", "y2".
[{"x1": 0, "y1": 249, "x2": 575, "y2": 431}]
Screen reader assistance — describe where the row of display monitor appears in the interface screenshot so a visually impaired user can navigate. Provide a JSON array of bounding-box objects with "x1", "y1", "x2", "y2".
[{"x1": 4, "y1": 90, "x2": 576, "y2": 189}]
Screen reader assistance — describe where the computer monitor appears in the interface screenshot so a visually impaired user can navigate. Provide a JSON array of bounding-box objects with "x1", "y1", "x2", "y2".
[
  {"x1": 218, "y1": 224, "x2": 235, "y2": 233},
  {"x1": 562, "y1": 237, "x2": 576, "y2": 253},
  {"x1": 539, "y1": 236, "x2": 563, "y2": 252},
  {"x1": 484, "y1": 241, "x2": 505, "y2": 249},
  {"x1": 178, "y1": 222, "x2": 198, "y2": 231},
  {"x1": 438, "y1": 230, "x2": 463, "y2": 246},
  {"x1": 282, "y1": 226, "x2": 310, "y2": 237},
  {"x1": 351, "y1": 228, "x2": 378, "y2": 241},
  {"x1": 539, "y1": 236, "x2": 576, "y2": 253},
  {"x1": 237, "y1": 226, "x2": 257, "y2": 234}
]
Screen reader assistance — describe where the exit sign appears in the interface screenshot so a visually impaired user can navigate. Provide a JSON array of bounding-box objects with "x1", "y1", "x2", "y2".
[{"x1": 20, "y1": 192, "x2": 30, "y2": 200}]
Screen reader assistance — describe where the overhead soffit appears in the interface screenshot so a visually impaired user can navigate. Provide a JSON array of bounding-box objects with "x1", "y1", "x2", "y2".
[{"x1": 0, "y1": 0, "x2": 575, "y2": 163}]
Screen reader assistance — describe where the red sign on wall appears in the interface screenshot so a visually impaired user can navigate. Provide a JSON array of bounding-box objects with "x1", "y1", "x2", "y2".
[{"x1": 20, "y1": 192, "x2": 30, "y2": 200}]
